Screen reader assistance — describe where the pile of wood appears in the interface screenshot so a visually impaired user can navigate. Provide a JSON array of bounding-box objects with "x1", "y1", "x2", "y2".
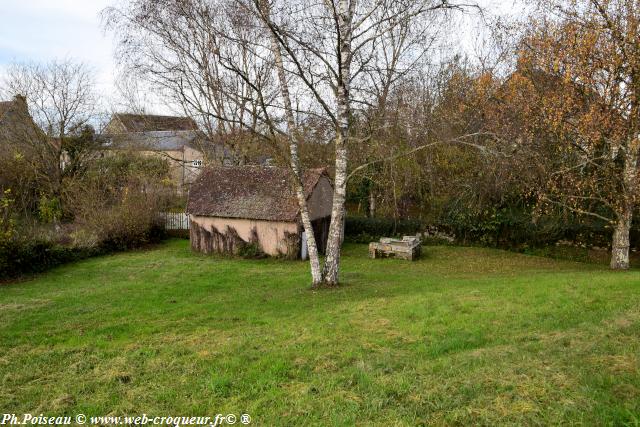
[{"x1": 369, "y1": 236, "x2": 422, "y2": 261}]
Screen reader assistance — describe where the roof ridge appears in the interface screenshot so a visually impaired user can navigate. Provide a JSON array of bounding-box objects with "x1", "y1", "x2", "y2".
[{"x1": 116, "y1": 112, "x2": 193, "y2": 118}]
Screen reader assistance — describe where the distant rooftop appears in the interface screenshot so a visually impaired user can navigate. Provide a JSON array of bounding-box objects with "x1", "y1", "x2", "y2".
[
  {"x1": 0, "y1": 95, "x2": 27, "y2": 121},
  {"x1": 101, "y1": 130, "x2": 200, "y2": 152},
  {"x1": 110, "y1": 113, "x2": 199, "y2": 133},
  {"x1": 0, "y1": 101, "x2": 13, "y2": 118}
]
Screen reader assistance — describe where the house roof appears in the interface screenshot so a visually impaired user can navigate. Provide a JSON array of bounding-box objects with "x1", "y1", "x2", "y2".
[
  {"x1": 0, "y1": 96, "x2": 28, "y2": 122},
  {"x1": 0, "y1": 101, "x2": 13, "y2": 119},
  {"x1": 187, "y1": 166, "x2": 329, "y2": 222},
  {"x1": 113, "y1": 113, "x2": 199, "y2": 132},
  {"x1": 0, "y1": 95, "x2": 44, "y2": 142},
  {"x1": 101, "y1": 130, "x2": 201, "y2": 152}
]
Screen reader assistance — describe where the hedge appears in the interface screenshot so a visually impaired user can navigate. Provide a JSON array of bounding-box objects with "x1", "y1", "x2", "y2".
[
  {"x1": 344, "y1": 216, "x2": 423, "y2": 243},
  {"x1": 0, "y1": 224, "x2": 167, "y2": 280},
  {"x1": 345, "y1": 214, "x2": 639, "y2": 250},
  {"x1": 0, "y1": 240, "x2": 98, "y2": 279}
]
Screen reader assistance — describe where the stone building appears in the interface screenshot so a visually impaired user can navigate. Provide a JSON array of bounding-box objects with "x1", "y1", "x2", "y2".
[
  {"x1": 101, "y1": 113, "x2": 217, "y2": 193},
  {"x1": 187, "y1": 166, "x2": 333, "y2": 258}
]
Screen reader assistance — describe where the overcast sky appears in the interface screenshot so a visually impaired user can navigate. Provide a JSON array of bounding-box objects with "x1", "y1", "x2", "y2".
[
  {"x1": 0, "y1": 0, "x2": 524, "y2": 112},
  {"x1": 0, "y1": 0, "x2": 116, "y2": 94}
]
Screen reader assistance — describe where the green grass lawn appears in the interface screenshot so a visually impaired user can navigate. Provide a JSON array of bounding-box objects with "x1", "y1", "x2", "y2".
[{"x1": 1, "y1": 240, "x2": 640, "y2": 425}]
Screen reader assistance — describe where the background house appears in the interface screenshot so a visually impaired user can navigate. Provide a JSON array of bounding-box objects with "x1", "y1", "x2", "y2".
[
  {"x1": 101, "y1": 113, "x2": 222, "y2": 194},
  {"x1": 187, "y1": 166, "x2": 333, "y2": 258},
  {"x1": 0, "y1": 95, "x2": 42, "y2": 144},
  {"x1": 0, "y1": 94, "x2": 58, "y2": 175},
  {"x1": 103, "y1": 113, "x2": 199, "y2": 134}
]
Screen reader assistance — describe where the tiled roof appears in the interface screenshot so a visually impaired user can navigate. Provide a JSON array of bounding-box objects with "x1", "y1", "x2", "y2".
[
  {"x1": 101, "y1": 130, "x2": 200, "y2": 151},
  {"x1": 0, "y1": 101, "x2": 14, "y2": 119},
  {"x1": 114, "y1": 113, "x2": 199, "y2": 132},
  {"x1": 0, "y1": 96, "x2": 43, "y2": 141},
  {"x1": 187, "y1": 166, "x2": 329, "y2": 222}
]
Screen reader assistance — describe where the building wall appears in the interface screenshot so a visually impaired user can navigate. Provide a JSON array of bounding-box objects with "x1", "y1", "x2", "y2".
[
  {"x1": 190, "y1": 215, "x2": 299, "y2": 256},
  {"x1": 182, "y1": 146, "x2": 203, "y2": 185},
  {"x1": 103, "y1": 118, "x2": 126, "y2": 135},
  {"x1": 189, "y1": 173, "x2": 333, "y2": 258},
  {"x1": 134, "y1": 147, "x2": 204, "y2": 194},
  {"x1": 308, "y1": 176, "x2": 333, "y2": 220},
  {"x1": 102, "y1": 114, "x2": 206, "y2": 193}
]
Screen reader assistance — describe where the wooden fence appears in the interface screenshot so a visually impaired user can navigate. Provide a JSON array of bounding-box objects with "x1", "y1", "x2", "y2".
[{"x1": 163, "y1": 212, "x2": 190, "y2": 230}]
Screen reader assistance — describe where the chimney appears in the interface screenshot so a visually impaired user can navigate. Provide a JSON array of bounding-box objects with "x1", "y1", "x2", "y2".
[
  {"x1": 13, "y1": 94, "x2": 27, "y2": 106},
  {"x1": 12, "y1": 94, "x2": 29, "y2": 115}
]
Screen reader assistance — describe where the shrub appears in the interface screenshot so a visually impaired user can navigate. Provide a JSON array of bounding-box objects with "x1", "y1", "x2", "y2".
[
  {"x1": 1, "y1": 152, "x2": 173, "y2": 279},
  {"x1": 0, "y1": 189, "x2": 15, "y2": 243},
  {"x1": 440, "y1": 205, "x2": 556, "y2": 248},
  {"x1": 37, "y1": 194, "x2": 62, "y2": 224},
  {"x1": 69, "y1": 228, "x2": 100, "y2": 249},
  {"x1": 0, "y1": 238, "x2": 100, "y2": 279},
  {"x1": 237, "y1": 242, "x2": 265, "y2": 259},
  {"x1": 65, "y1": 153, "x2": 172, "y2": 252},
  {"x1": 345, "y1": 216, "x2": 423, "y2": 242},
  {"x1": 345, "y1": 206, "x2": 627, "y2": 251},
  {"x1": 94, "y1": 191, "x2": 167, "y2": 251}
]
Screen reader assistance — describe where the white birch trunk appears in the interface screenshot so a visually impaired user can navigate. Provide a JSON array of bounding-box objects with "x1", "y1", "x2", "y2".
[
  {"x1": 322, "y1": 0, "x2": 354, "y2": 286},
  {"x1": 611, "y1": 207, "x2": 632, "y2": 269},
  {"x1": 369, "y1": 190, "x2": 376, "y2": 218},
  {"x1": 322, "y1": 133, "x2": 348, "y2": 285},
  {"x1": 261, "y1": 0, "x2": 323, "y2": 285},
  {"x1": 611, "y1": 139, "x2": 639, "y2": 270}
]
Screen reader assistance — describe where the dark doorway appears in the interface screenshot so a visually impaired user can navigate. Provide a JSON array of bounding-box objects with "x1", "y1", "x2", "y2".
[{"x1": 311, "y1": 216, "x2": 331, "y2": 254}]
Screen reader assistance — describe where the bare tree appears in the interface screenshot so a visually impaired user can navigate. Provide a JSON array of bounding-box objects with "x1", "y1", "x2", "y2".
[
  {"x1": 254, "y1": 0, "x2": 483, "y2": 285},
  {"x1": 1, "y1": 60, "x2": 98, "y2": 198},
  {"x1": 105, "y1": 0, "x2": 475, "y2": 286}
]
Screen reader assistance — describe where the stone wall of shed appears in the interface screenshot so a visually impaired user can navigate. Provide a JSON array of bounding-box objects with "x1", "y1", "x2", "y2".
[{"x1": 189, "y1": 215, "x2": 299, "y2": 257}]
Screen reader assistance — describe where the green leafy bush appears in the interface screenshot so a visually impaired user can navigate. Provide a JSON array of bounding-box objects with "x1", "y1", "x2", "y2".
[
  {"x1": 345, "y1": 202, "x2": 630, "y2": 251},
  {"x1": 37, "y1": 194, "x2": 62, "y2": 224},
  {"x1": 0, "y1": 189, "x2": 15, "y2": 243},
  {"x1": 345, "y1": 216, "x2": 423, "y2": 243},
  {"x1": 0, "y1": 238, "x2": 101, "y2": 279},
  {"x1": 237, "y1": 242, "x2": 265, "y2": 259},
  {"x1": 0, "y1": 220, "x2": 166, "y2": 279}
]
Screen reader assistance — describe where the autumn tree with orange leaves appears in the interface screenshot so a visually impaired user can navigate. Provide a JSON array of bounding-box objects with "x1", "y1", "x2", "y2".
[{"x1": 487, "y1": 0, "x2": 640, "y2": 269}]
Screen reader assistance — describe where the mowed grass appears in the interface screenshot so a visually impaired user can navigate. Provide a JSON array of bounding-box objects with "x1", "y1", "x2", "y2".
[{"x1": 1, "y1": 240, "x2": 640, "y2": 425}]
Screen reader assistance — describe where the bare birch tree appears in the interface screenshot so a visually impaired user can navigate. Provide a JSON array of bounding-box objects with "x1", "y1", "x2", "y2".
[
  {"x1": 253, "y1": 0, "x2": 481, "y2": 285},
  {"x1": 105, "y1": 0, "x2": 474, "y2": 286}
]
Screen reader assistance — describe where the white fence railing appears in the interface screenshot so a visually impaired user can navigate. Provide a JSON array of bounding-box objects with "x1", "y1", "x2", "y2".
[{"x1": 163, "y1": 212, "x2": 190, "y2": 230}]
